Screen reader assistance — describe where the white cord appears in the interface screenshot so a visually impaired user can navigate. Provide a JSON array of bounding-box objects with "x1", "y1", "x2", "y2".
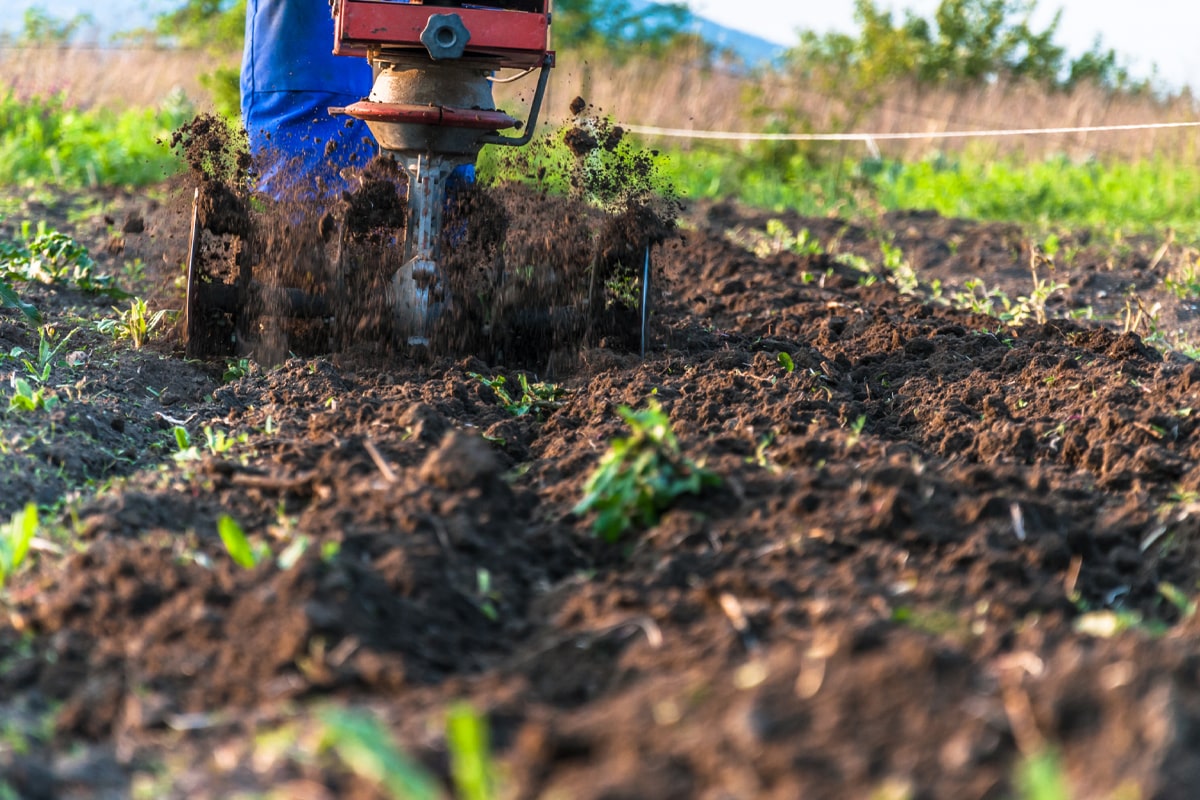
[{"x1": 619, "y1": 120, "x2": 1200, "y2": 142}]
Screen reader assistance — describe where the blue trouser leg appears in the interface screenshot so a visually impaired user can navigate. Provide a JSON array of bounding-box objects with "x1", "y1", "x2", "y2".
[
  {"x1": 241, "y1": 0, "x2": 376, "y2": 198},
  {"x1": 241, "y1": 0, "x2": 481, "y2": 198}
]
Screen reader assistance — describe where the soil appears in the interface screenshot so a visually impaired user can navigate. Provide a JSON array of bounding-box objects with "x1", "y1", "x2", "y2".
[{"x1": 3, "y1": 148, "x2": 1200, "y2": 798}]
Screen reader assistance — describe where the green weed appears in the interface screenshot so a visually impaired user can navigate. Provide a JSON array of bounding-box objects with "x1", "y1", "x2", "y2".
[
  {"x1": 1164, "y1": 254, "x2": 1200, "y2": 300},
  {"x1": 217, "y1": 514, "x2": 267, "y2": 569},
  {"x1": 172, "y1": 425, "x2": 246, "y2": 461},
  {"x1": 0, "y1": 503, "x2": 38, "y2": 589},
  {"x1": 727, "y1": 219, "x2": 824, "y2": 259},
  {"x1": 7, "y1": 376, "x2": 58, "y2": 413},
  {"x1": 96, "y1": 298, "x2": 168, "y2": 348},
  {"x1": 0, "y1": 278, "x2": 38, "y2": 323},
  {"x1": 1015, "y1": 749, "x2": 1070, "y2": 800},
  {"x1": 0, "y1": 220, "x2": 117, "y2": 294},
  {"x1": 10, "y1": 326, "x2": 76, "y2": 383},
  {"x1": 447, "y1": 703, "x2": 497, "y2": 800},
  {"x1": 574, "y1": 400, "x2": 720, "y2": 542},
  {"x1": 879, "y1": 237, "x2": 918, "y2": 295},
  {"x1": 223, "y1": 357, "x2": 251, "y2": 382},
  {"x1": 0, "y1": 89, "x2": 191, "y2": 188},
  {"x1": 317, "y1": 708, "x2": 443, "y2": 800},
  {"x1": 470, "y1": 372, "x2": 565, "y2": 419}
]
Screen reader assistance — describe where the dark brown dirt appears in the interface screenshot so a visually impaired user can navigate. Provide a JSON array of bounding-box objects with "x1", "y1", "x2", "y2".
[{"x1": 3, "y1": 166, "x2": 1200, "y2": 798}]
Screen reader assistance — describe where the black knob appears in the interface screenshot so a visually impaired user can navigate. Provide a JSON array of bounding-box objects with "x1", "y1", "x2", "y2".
[{"x1": 420, "y1": 13, "x2": 471, "y2": 60}]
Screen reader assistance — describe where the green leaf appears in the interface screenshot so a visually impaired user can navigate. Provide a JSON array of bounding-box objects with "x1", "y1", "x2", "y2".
[
  {"x1": 0, "y1": 502, "x2": 38, "y2": 587},
  {"x1": 217, "y1": 514, "x2": 259, "y2": 569},
  {"x1": 318, "y1": 708, "x2": 443, "y2": 800},
  {"x1": 9, "y1": 503, "x2": 37, "y2": 571},
  {"x1": 776, "y1": 351, "x2": 795, "y2": 373},
  {"x1": 173, "y1": 425, "x2": 190, "y2": 450},
  {"x1": 0, "y1": 280, "x2": 40, "y2": 323},
  {"x1": 575, "y1": 400, "x2": 720, "y2": 543},
  {"x1": 447, "y1": 703, "x2": 493, "y2": 800}
]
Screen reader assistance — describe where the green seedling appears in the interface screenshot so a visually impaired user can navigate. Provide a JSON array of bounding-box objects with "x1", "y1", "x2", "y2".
[
  {"x1": 317, "y1": 708, "x2": 443, "y2": 800},
  {"x1": 447, "y1": 703, "x2": 496, "y2": 800},
  {"x1": 96, "y1": 297, "x2": 168, "y2": 348},
  {"x1": 205, "y1": 426, "x2": 246, "y2": 455},
  {"x1": 574, "y1": 400, "x2": 720, "y2": 543},
  {"x1": 1015, "y1": 749, "x2": 1070, "y2": 800},
  {"x1": 469, "y1": 372, "x2": 565, "y2": 419},
  {"x1": 776, "y1": 351, "x2": 795, "y2": 373},
  {"x1": 172, "y1": 426, "x2": 200, "y2": 461},
  {"x1": 217, "y1": 514, "x2": 267, "y2": 569},
  {"x1": 1164, "y1": 255, "x2": 1200, "y2": 300},
  {"x1": 0, "y1": 503, "x2": 38, "y2": 589},
  {"x1": 845, "y1": 415, "x2": 868, "y2": 448},
  {"x1": 1159, "y1": 582, "x2": 1197, "y2": 619},
  {"x1": 16, "y1": 326, "x2": 76, "y2": 383},
  {"x1": 0, "y1": 278, "x2": 39, "y2": 323},
  {"x1": 7, "y1": 376, "x2": 58, "y2": 413},
  {"x1": 879, "y1": 237, "x2": 918, "y2": 294},
  {"x1": 747, "y1": 431, "x2": 779, "y2": 473},
  {"x1": 1, "y1": 221, "x2": 117, "y2": 294},
  {"x1": 475, "y1": 568, "x2": 501, "y2": 621},
  {"x1": 223, "y1": 357, "x2": 251, "y2": 382}
]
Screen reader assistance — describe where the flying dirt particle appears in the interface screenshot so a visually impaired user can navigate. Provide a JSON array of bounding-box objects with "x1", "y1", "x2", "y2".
[
  {"x1": 603, "y1": 126, "x2": 625, "y2": 152},
  {"x1": 569, "y1": 95, "x2": 587, "y2": 116},
  {"x1": 564, "y1": 126, "x2": 599, "y2": 157}
]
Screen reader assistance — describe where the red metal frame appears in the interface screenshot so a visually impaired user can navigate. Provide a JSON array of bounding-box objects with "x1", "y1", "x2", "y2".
[{"x1": 333, "y1": 1, "x2": 551, "y2": 69}]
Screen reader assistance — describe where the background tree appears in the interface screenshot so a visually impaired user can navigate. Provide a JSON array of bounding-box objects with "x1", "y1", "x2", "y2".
[{"x1": 786, "y1": 0, "x2": 1139, "y2": 92}]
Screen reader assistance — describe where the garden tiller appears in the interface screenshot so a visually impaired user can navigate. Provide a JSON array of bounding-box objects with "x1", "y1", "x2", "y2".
[{"x1": 184, "y1": 0, "x2": 554, "y2": 357}]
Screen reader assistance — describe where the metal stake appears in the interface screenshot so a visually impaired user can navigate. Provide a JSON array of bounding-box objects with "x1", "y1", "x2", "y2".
[{"x1": 640, "y1": 245, "x2": 651, "y2": 359}]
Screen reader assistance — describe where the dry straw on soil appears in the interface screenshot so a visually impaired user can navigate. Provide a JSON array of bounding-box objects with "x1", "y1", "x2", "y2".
[
  {"x1": 534, "y1": 44, "x2": 1200, "y2": 163},
  {"x1": 4, "y1": 44, "x2": 1199, "y2": 163},
  {"x1": 0, "y1": 46, "x2": 215, "y2": 110}
]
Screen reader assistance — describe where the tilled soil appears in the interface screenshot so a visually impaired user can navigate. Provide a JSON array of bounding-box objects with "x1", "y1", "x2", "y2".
[{"x1": 2, "y1": 180, "x2": 1200, "y2": 799}]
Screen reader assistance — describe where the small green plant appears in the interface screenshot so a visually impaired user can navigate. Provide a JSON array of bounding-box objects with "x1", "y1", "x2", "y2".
[
  {"x1": 0, "y1": 503, "x2": 38, "y2": 589},
  {"x1": 469, "y1": 372, "x2": 565, "y2": 419},
  {"x1": 1015, "y1": 749, "x2": 1070, "y2": 800},
  {"x1": 727, "y1": 219, "x2": 824, "y2": 259},
  {"x1": 223, "y1": 357, "x2": 251, "y2": 382},
  {"x1": 217, "y1": 514, "x2": 267, "y2": 569},
  {"x1": 447, "y1": 703, "x2": 497, "y2": 800},
  {"x1": 0, "y1": 220, "x2": 116, "y2": 294},
  {"x1": 845, "y1": 414, "x2": 868, "y2": 448},
  {"x1": 205, "y1": 426, "x2": 247, "y2": 455},
  {"x1": 96, "y1": 298, "x2": 168, "y2": 348},
  {"x1": 13, "y1": 326, "x2": 76, "y2": 383},
  {"x1": 475, "y1": 568, "x2": 501, "y2": 621},
  {"x1": 172, "y1": 425, "x2": 246, "y2": 461},
  {"x1": 7, "y1": 376, "x2": 58, "y2": 413},
  {"x1": 317, "y1": 708, "x2": 443, "y2": 800},
  {"x1": 879, "y1": 238, "x2": 918, "y2": 295},
  {"x1": 776, "y1": 351, "x2": 795, "y2": 373},
  {"x1": 1164, "y1": 253, "x2": 1200, "y2": 300},
  {"x1": 0, "y1": 278, "x2": 39, "y2": 322},
  {"x1": 574, "y1": 400, "x2": 720, "y2": 542}
]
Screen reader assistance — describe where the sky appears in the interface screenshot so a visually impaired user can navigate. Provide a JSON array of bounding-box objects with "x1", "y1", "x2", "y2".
[{"x1": 691, "y1": 0, "x2": 1200, "y2": 91}]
